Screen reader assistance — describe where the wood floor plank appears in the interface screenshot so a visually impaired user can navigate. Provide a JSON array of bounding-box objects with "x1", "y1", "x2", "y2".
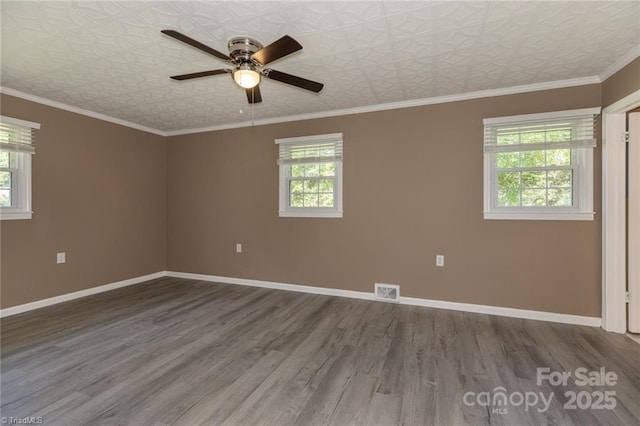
[{"x1": 2, "y1": 277, "x2": 640, "y2": 425}]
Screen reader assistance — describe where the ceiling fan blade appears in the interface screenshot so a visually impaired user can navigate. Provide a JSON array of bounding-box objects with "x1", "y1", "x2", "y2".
[
  {"x1": 251, "y1": 35, "x2": 302, "y2": 66},
  {"x1": 264, "y1": 69, "x2": 324, "y2": 93},
  {"x1": 161, "y1": 29, "x2": 231, "y2": 62},
  {"x1": 246, "y1": 86, "x2": 262, "y2": 104},
  {"x1": 170, "y1": 69, "x2": 231, "y2": 81}
]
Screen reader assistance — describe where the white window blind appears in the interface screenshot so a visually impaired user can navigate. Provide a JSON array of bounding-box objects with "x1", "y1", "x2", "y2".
[
  {"x1": 482, "y1": 107, "x2": 600, "y2": 221},
  {"x1": 483, "y1": 108, "x2": 600, "y2": 154},
  {"x1": 0, "y1": 115, "x2": 41, "y2": 154},
  {"x1": 277, "y1": 133, "x2": 343, "y2": 165},
  {"x1": 275, "y1": 133, "x2": 344, "y2": 218}
]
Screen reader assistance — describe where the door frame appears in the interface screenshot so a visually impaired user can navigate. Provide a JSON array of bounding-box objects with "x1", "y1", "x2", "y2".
[{"x1": 602, "y1": 89, "x2": 640, "y2": 333}]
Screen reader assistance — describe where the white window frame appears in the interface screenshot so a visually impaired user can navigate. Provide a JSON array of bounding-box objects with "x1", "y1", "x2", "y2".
[
  {"x1": 483, "y1": 108, "x2": 600, "y2": 221},
  {"x1": 0, "y1": 116, "x2": 40, "y2": 221},
  {"x1": 276, "y1": 133, "x2": 343, "y2": 218}
]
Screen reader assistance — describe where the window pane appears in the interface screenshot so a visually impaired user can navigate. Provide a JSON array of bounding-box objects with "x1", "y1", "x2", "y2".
[
  {"x1": 290, "y1": 192, "x2": 304, "y2": 207},
  {"x1": 547, "y1": 149, "x2": 571, "y2": 166},
  {"x1": 318, "y1": 163, "x2": 335, "y2": 176},
  {"x1": 291, "y1": 164, "x2": 305, "y2": 177},
  {"x1": 318, "y1": 179, "x2": 333, "y2": 192},
  {"x1": 0, "y1": 171, "x2": 10, "y2": 188},
  {"x1": 0, "y1": 151, "x2": 9, "y2": 168},
  {"x1": 289, "y1": 177, "x2": 337, "y2": 209},
  {"x1": 521, "y1": 150, "x2": 545, "y2": 167},
  {"x1": 498, "y1": 188, "x2": 520, "y2": 206},
  {"x1": 304, "y1": 180, "x2": 318, "y2": 192},
  {"x1": 497, "y1": 152, "x2": 520, "y2": 169},
  {"x1": 319, "y1": 193, "x2": 334, "y2": 207},
  {"x1": 548, "y1": 170, "x2": 572, "y2": 188},
  {"x1": 304, "y1": 164, "x2": 320, "y2": 177},
  {"x1": 521, "y1": 171, "x2": 546, "y2": 188},
  {"x1": 498, "y1": 172, "x2": 520, "y2": 188},
  {"x1": 522, "y1": 189, "x2": 546, "y2": 206},
  {"x1": 303, "y1": 193, "x2": 318, "y2": 207},
  {"x1": 548, "y1": 188, "x2": 572, "y2": 206},
  {"x1": 0, "y1": 189, "x2": 10, "y2": 207}
]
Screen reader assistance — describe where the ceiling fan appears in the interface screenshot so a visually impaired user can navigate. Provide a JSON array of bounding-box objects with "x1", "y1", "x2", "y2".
[{"x1": 161, "y1": 30, "x2": 324, "y2": 104}]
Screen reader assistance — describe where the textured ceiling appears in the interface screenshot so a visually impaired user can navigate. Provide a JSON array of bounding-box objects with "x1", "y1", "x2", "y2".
[{"x1": 1, "y1": 1, "x2": 639, "y2": 133}]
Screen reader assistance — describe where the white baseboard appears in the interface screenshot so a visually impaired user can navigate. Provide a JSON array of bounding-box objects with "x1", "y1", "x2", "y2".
[
  {"x1": 167, "y1": 271, "x2": 602, "y2": 328},
  {"x1": 399, "y1": 296, "x2": 601, "y2": 327},
  {"x1": 1, "y1": 270, "x2": 602, "y2": 328},
  {"x1": 0, "y1": 271, "x2": 166, "y2": 318},
  {"x1": 167, "y1": 271, "x2": 375, "y2": 301}
]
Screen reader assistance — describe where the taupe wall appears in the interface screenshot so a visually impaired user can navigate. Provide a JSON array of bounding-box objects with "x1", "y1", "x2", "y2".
[
  {"x1": 0, "y1": 94, "x2": 166, "y2": 308},
  {"x1": 167, "y1": 85, "x2": 602, "y2": 317},
  {"x1": 602, "y1": 57, "x2": 640, "y2": 108},
  {"x1": 4, "y1": 57, "x2": 638, "y2": 315}
]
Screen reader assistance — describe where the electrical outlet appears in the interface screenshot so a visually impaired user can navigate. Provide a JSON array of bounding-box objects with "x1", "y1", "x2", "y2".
[
  {"x1": 236, "y1": 243, "x2": 242, "y2": 253},
  {"x1": 436, "y1": 255, "x2": 444, "y2": 267},
  {"x1": 57, "y1": 252, "x2": 66, "y2": 264}
]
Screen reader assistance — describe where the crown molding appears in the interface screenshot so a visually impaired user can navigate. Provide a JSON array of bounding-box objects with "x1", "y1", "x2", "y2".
[
  {"x1": 0, "y1": 87, "x2": 167, "y2": 136},
  {"x1": 4, "y1": 76, "x2": 601, "y2": 138},
  {"x1": 600, "y1": 44, "x2": 640, "y2": 82},
  {"x1": 165, "y1": 76, "x2": 601, "y2": 136}
]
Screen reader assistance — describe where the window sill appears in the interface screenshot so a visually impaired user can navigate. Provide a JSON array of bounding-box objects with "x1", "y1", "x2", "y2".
[
  {"x1": 279, "y1": 210, "x2": 343, "y2": 218},
  {"x1": 484, "y1": 211, "x2": 594, "y2": 221},
  {"x1": 0, "y1": 211, "x2": 33, "y2": 220}
]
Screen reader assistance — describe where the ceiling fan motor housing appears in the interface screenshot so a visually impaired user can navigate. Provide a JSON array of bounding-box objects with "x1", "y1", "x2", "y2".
[{"x1": 228, "y1": 37, "x2": 263, "y2": 64}]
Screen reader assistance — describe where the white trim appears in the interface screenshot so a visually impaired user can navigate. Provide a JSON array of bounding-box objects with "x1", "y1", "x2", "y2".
[
  {"x1": 166, "y1": 271, "x2": 601, "y2": 327},
  {"x1": 278, "y1": 210, "x2": 343, "y2": 218},
  {"x1": 604, "y1": 87, "x2": 640, "y2": 113},
  {"x1": 0, "y1": 87, "x2": 166, "y2": 136},
  {"x1": 165, "y1": 76, "x2": 600, "y2": 136},
  {"x1": 167, "y1": 271, "x2": 375, "y2": 301},
  {"x1": 601, "y1": 89, "x2": 640, "y2": 333},
  {"x1": 0, "y1": 269, "x2": 602, "y2": 327},
  {"x1": 0, "y1": 115, "x2": 41, "y2": 130},
  {"x1": 277, "y1": 134, "x2": 343, "y2": 218},
  {"x1": 4, "y1": 76, "x2": 601, "y2": 137},
  {"x1": 483, "y1": 107, "x2": 601, "y2": 126},
  {"x1": 0, "y1": 271, "x2": 166, "y2": 318},
  {"x1": 599, "y1": 45, "x2": 640, "y2": 82},
  {"x1": 483, "y1": 109, "x2": 596, "y2": 221},
  {"x1": 0, "y1": 150, "x2": 32, "y2": 220},
  {"x1": 483, "y1": 212, "x2": 595, "y2": 221},
  {"x1": 275, "y1": 133, "x2": 343, "y2": 145},
  {"x1": 400, "y1": 296, "x2": 601, "y2": 327},
  {"x1": 629, "y1": 112, "x2": 640, "y2": 333},
  {"x1": 0, "y1": 211, "x2": 32, "y2": 220},
  {"x1": 2, "y1": 76, "x2": 608, "y2": 137}
]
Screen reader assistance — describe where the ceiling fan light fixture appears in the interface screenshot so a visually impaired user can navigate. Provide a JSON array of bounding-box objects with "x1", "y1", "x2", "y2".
[{"x1": 233, "y1": 65, "x2": 260, "y2": 89}]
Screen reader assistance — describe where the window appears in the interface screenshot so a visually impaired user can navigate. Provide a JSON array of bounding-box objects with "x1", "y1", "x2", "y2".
[
  {"x1": 276, "y1": 133, "x2": 343, "y2": 218},
  {"x1": 483, "y1": 108, "x2": 600, "y2": 220},
  {"x1": 0, "y1": 116, "x2": 40, "y2": 220}
]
